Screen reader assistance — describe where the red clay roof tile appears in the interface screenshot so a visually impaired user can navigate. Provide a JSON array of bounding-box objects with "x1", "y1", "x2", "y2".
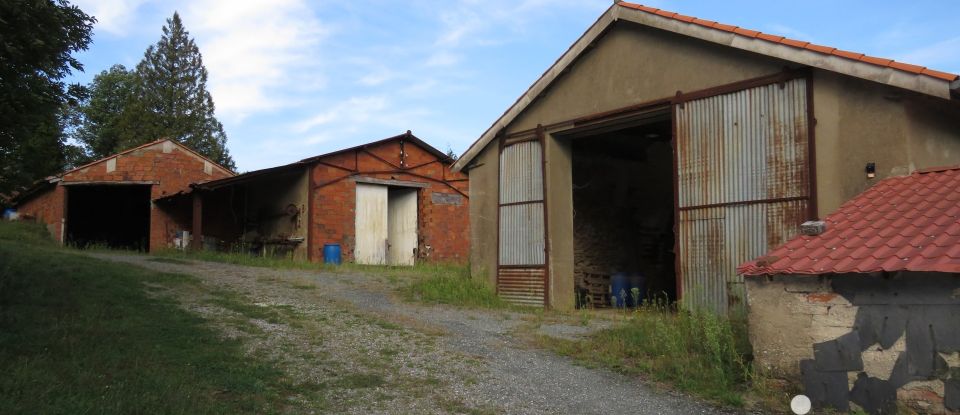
[
  {"x1": 739, "y1": 166, "x2": 960, "y2": 275},
  {"x1": 618, "y1": 2, "x2": 959, "y2": 82}
]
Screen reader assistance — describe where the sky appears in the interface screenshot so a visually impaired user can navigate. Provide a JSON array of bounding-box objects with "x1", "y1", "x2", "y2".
[{"x1": 67, "y1": 0, "x2": 960, "y2": 172}]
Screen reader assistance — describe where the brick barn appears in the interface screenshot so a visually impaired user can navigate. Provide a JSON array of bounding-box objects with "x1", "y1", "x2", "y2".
[
  {"x1": 739, "y1": 167, "x2": 960, "y2": 414},
  {"x1": 13, "y1": 139, "x2": 234, "y2": 251},
  {"x1": 165, "y1": 132, "x2": 469, "y2": 265}
]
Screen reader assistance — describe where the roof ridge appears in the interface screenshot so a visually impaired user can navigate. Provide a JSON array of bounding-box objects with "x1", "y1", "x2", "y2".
[{"x1": 618, "y1": 2, "x2": 959, "y2": 82}]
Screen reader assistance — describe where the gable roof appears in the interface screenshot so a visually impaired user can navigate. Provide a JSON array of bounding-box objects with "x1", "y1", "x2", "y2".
[
  {"x1": 61, "y1": 138, "x2": 235, "y2": 179},
  {"x1": 452, "y1": 2, "x2": 960, "y2": 172},
  {"x1": 12, "y1": 139, "x2": 235, "y2": 205},
  {"x1": 738, "y1": 166, "x2": 960, "y2": 276},
  {"x1": 190, "y1": 131, "x2": 452, "y2": 191}
]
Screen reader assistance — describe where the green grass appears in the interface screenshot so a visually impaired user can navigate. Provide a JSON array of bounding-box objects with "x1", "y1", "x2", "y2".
[
  {"x1": 156, "y1": 249, "x2": 513, "y2": 310},
  {"x1": 0, "y1": 221, "x2": 311, "y2": 414},
  {"x1": 542, "y1": 303, "x2": 753, "y2": 407}
]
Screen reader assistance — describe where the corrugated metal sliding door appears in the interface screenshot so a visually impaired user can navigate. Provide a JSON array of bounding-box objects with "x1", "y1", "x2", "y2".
[
  {"x1": 498, "y1": 139, "x2": 547, "y2": 307},
  {"x1": 355, "y1": 183, "x2": 388, "y2": 265},
  {"x1": 675, "y1": 77, "x2": 810, "y2": 315}
]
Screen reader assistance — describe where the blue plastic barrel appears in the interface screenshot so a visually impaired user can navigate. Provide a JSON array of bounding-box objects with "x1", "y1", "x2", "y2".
[
  {"x1": 322, "y1": 243, "x2": 341, "y2": 265},
  {"x1": 610, "y1": 272, "x2": 630, "y2": 308}
]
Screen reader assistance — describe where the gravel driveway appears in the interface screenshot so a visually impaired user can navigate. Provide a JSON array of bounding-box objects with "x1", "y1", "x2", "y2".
[{"x1": 90, "y1": 253, "x2": 731, "y2": 415}]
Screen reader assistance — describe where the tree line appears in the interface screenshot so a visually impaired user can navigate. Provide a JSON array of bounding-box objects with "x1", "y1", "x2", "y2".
[{"x1": 1, "y1": 0, "x2": 235, "y2": 202}]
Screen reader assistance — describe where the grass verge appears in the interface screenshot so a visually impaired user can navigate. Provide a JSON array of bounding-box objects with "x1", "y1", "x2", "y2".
[
  {"x1": 155, "y1": 249, "x2": 513, "y2": 310},
  {"x1": 0, "y1": 221, "x2": 306, "y2": 414},
  {"x1": 539, "y1": 304, "x2": 754, "y2": 407}
]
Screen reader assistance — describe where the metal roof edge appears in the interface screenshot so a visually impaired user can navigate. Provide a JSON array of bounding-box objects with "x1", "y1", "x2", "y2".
[{"x1": 452, "y1": 3, "x2": 956, "y2": 171}]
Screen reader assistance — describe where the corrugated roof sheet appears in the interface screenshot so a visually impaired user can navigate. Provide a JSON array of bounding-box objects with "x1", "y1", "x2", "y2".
[
  {"x1": 619, "y1": 2, "x2": 959, "y2": 82},
  {"x1": 738, "y1": 166, "x2": 960, "y2": 275}
]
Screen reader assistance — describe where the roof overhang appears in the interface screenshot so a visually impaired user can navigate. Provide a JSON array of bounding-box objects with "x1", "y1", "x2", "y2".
[{"x1": 452, "y1": 3, "x2": 959, "y2": 172}]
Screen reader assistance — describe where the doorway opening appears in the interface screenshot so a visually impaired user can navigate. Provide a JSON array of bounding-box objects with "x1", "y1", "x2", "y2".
[
  {"x1": 66, "y1": 184, "x2": 151, "y2": 251},
  {"x1": 354, "y1": 183, "x2": 419, "y2": 266},
  {"x1": 569, "y1": 116, "x2": 676, "y2": 308}
]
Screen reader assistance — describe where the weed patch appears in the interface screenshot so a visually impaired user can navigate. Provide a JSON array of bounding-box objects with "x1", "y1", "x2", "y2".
[{"x1": 541, "y1": 305, "x2": 752, "y2": 407}]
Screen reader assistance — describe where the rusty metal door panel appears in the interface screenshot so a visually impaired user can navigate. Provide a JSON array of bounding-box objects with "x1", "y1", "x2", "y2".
[
  {"x1": 677, "y1": 78, "x2": 809, "y2": 208},
  {"x1": 497, "y1": 267, "x2": 546, "y2": 307},
  {"x1": 499, "y1": 141, "x2": 543, "y2": 204},
  {"x1": 676, "y1": 78, "x2": 810, "y2": 315},
  {"x1": 498, "y1": 140, "x2": 546, "y2": 306},
  {"x1": 499, "y1": 203, "x2": 545, "y2": 266}
]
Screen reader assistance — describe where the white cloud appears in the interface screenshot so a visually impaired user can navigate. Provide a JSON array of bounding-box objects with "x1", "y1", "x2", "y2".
[
  {"x1": 424, "y1": 51, "x2": 461, "y2": 67},
  {"x1": 293, "y1": 96, "x2": 389, "y2": 133},
  {"x1": 72, "y1": 0, "x2": 150, "y2": 35},
  {"x1": 182, "y1": 0, "x2": 330, "y2": 121},
  {"x1": 894, "y1": 36, "x2": 960, "y2": 73}
]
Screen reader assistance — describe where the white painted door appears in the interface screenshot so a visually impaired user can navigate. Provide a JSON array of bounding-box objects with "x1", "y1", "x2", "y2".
[
  {"x1": 355, "y1": 183, "x2": 388, "y2": 264},
  {"x1": 387, "y1": 189, "x2": 418, "y2": 266}
]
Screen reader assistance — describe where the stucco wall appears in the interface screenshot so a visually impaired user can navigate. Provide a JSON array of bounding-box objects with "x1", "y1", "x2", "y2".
[
  {"x1": 812, "y1": 70, "x2": 960, "y2": 216},
  {"x1": 467, "y1": 19, "x2": 960, "y2": 309},
  {"x1": 746, "y1": 273, "x2": 960, "y2": 414},
  {"x1": 468, "y1": 141, "x2": 499, "y2": 286}
]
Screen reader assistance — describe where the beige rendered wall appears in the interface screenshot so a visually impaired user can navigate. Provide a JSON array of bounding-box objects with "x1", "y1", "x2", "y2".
[
  {"x1": 468, "y1": 140, "x2": 499, "y2": 287},
  {"x1": 812, "y1": 70, "x2": 960, "y2": 216},
  {"x1": 545, "y1": 134, "x2": 574, "y2": 310},
  {"x1": 490, "y1": 22, "x2": 790, "y2": 309}
]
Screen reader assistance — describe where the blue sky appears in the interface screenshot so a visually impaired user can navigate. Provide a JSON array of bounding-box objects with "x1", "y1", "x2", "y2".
[{"x1": 68, "y1": 0, "x2": 960, "y2": 172}]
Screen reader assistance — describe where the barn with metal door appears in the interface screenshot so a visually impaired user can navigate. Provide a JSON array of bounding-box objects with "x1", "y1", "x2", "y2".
[
  {"x1": 453, "y1": 2, "x2": 960, "y2": 310},
  {"x1": 169, "y1": 132, "x2": 470, "y2": 265}
]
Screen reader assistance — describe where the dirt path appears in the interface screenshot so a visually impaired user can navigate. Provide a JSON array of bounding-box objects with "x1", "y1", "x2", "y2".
[{"x1": 90, "y1": 253, "x2": 730, "y2": 415}]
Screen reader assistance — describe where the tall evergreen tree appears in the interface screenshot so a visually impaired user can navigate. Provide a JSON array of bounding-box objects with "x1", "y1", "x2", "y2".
[
  {"x1": 0, "y1": 0, "x2": 94, "y2": 197},
  {"x1": 132, "y1": 12, "x2": 235, "y2": 170}
]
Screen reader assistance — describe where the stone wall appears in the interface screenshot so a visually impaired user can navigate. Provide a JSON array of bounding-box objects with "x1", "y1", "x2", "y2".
[{"x1": 745, "y1": 273, "x2": 960, "y2": 414}]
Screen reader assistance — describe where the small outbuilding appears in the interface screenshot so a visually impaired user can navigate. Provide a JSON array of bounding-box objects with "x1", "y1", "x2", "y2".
[
  {"x1": 452, "y1": 2, "x2": 960, "y2": 309},
  {"x1": 13, "y1": 139, "x2": 234, "y2": 250},
  {"x1": 165, "y1": 132, "x2": 469, "y2": 265},
  {"x1": 739, "y1": 167, "x2": 960, "y2": 414}
]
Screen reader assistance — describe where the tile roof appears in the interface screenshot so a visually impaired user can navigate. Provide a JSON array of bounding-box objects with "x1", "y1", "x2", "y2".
[
  {"x1": 738, "y1": 166, "x2": 960, "y2": 276},
  {"x1": 619, "y1": 2, "x2": 959, "y2": 83}
]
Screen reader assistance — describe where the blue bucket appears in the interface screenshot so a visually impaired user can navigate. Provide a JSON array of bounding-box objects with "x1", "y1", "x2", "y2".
[{"x1": 322, "y1": 243, "x2": 341, "y2": 265}]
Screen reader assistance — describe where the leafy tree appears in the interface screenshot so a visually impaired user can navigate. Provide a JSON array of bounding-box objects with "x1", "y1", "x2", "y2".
[
  {"x1": 0, "y1": 0, "x2": 94, "y2": 196},
  {"x1": 131, "y1": 12, "x2": 235, "y2": 170},
  {"x1": 73, "y1": 64, "x2": 139, "y2": 160}
]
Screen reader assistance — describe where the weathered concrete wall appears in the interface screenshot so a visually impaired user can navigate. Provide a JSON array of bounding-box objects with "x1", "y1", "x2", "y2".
[
  {"x1": 310, "y1": 138, "x2": 469, "y2": 264},
  {"x1": 468, "y1": 141, "x2": 498, "y2": 287},
  {"x1": 812, "y1": 71, "x2": 960, "y2": 216},
  {"x1": 746, "y1": 273, "x2": 960, "y2": 414},
  {"x1": 546, "y1": 134, "x2": 574, "y2": 310},
  {"x1": 467, "y1": 19, "x2": 960, "y2": 309}
]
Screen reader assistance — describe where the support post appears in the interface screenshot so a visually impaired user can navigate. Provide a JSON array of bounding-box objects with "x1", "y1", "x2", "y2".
[{"x1": 192, "y1": 192, "x2": 203, "y2": 251}]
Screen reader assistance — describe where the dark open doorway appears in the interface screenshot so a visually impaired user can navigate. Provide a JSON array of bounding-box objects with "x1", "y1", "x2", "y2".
[
  {"x1": 569, "y1": 114, "x2": 677, "y2": 308},
  {"x1": 66, "y1": 185, "x2": 151, "y2": 251}
]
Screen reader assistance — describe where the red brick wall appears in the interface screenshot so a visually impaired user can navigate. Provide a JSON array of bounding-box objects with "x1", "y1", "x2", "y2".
[
  {"x1": 16, "y1": 140, "x2": 232, "y2": 251},
  {"x1": 16, "y1": 185, "x2": 65, "y2": 242},
  {"x1": 309, "y1": 138, "x2": 469, "y2": 264}
]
